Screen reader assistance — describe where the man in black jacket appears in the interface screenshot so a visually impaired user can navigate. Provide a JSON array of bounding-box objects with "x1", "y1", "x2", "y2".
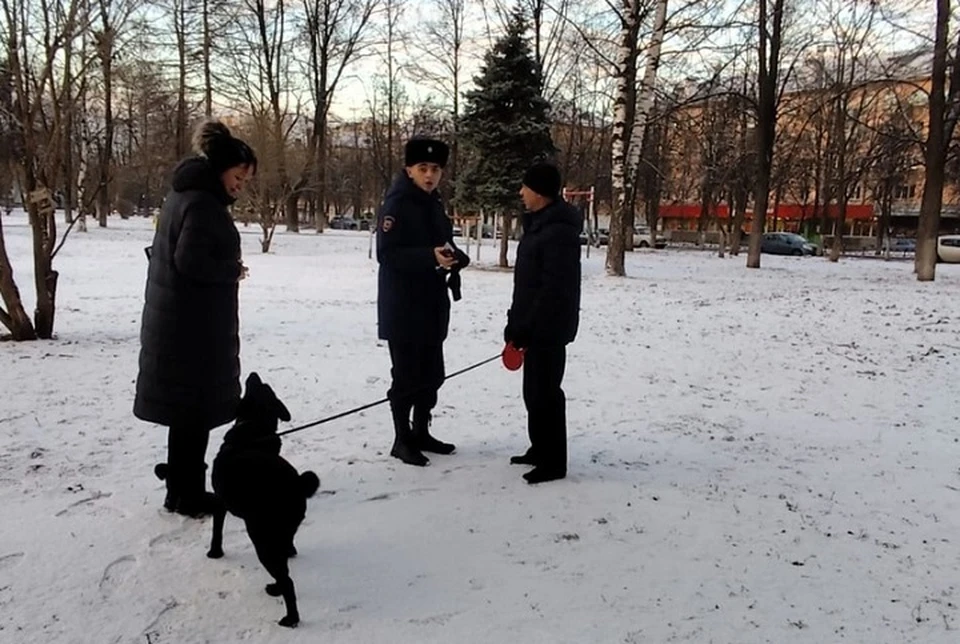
[
  {"x1": 504, "y1": 162, "x2": 582, "y2": 484},
  {"x1": 376, "y1": 137, "x2": 469, "y2": 466}
]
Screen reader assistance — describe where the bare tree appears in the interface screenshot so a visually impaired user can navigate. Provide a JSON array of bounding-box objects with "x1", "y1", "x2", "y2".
[
  {"x1": 915, "y1": 0, "x2": 960, "y2": 281},
  {"x1": 745, "y1": 0, "x2": 786, "y2": 268},
  {"x1": 219, "y1": 0, "x2": 303, "y2": 249},
  {"x1": 294, "y1": 0, "x2": 377, "y2": 232},
  {"x1": 406, "y1": 0, "x2": 466, "y2": 205},
  {"x1": 607, "y1": 0, "x2": 668, "y2": 276},
  {"x1": 0, "y1": 0, "x2": 87, "y2": 339}
]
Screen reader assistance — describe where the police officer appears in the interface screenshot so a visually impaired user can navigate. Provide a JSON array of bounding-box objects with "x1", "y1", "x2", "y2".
[
  {"x1": 504, "y1": 162, "x2": 582, "y2": 484},
  {"x1": 376, "y1": 136, "x2": 470, "y2": 466}
]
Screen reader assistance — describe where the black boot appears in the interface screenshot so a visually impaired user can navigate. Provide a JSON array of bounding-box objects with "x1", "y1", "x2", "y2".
[
  {"x1": 509, "y1": 449, "x2": 539, "y2": 466},
  {"x1": 174, "y1": 463, "x2": 219, "y2": 517},
  {"x1": 523, "y1": 466, "x2": 566, "y2": 484},
  {"x1": 389, "y1": 403, "x2": 428, "y2": 466},
  {"x1": 165, "y1": 426, "x2": 217, "y2": 517},
  {"x1": 154, "y1": 463, "x2": 179, "y2": 512},
  {"x1": 412, "y1": 408, "x2": 455, "y2": 455}
]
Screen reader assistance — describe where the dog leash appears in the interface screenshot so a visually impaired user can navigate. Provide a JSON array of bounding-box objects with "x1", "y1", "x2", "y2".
[{"x1": 276, "y1": 352, "x2": 503, "y2": 438}]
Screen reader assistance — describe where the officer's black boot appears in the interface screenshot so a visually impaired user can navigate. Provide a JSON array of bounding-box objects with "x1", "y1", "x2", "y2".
[
  {"x1": 390, "y1": 402, "x2": 429, "y2": 466},
  {"x1": 412, "y1": 407, "x2": 455, "y2": 455}
]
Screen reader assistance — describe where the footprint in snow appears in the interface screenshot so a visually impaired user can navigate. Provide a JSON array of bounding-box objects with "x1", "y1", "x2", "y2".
[
  {"x1": 99, "y1": 555, "x2": 137, "y2": 598},
  {"x1": 0, "y1": 551, "x2": 25, "y2": 572}
]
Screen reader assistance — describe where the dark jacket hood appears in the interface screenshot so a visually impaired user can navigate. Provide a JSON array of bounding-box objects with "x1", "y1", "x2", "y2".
[
  {"x1": 171, "y1": 156, "x2": 235, "y2": 205},
  {"x1": 524, "y1": 198, "x2": 582, "y2": 234}
]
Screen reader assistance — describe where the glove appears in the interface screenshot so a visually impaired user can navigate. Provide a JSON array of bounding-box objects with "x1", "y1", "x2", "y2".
[
  {"x1": 453, "y1": 247, "x2": 470, "y2": 269},
  {"x1": 447, "y1": 269, "x2": 462, "y2": 301},
  {"x1": 504, "y1": 320, "x2": 531, "y2": 349}
]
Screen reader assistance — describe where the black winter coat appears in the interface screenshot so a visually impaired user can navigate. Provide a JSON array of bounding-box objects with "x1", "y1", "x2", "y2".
[
  {"x1": 134, "y1": 157, "x2": 243, "y2": 430},
  {"x1": 507, "y1": 199, "x2": 582, "y2": 347},
  {"x1": 376, "y1": 172, "x2": 469, "y2": 344}
]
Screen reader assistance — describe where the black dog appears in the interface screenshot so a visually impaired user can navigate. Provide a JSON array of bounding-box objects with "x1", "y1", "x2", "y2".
[{"x1": 206, "y1": 372, "x2": 320, "y2": 628}]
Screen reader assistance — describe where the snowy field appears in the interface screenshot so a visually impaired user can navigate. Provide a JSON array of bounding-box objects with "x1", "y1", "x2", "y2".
[{"x1": 2, "y1": 210, "x2": 959, "y2": 644}]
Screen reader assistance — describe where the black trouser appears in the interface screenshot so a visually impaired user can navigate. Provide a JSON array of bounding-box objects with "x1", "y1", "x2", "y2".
[
  {"x1": 387, "y1": 341, "x2": 445, "y2": 433},
  {"x1": 522, "y1": 345, "x2": 567, "y2": 471},
  {"x1": 166, "y1": 424, "x2": 211, "y2": 497}
]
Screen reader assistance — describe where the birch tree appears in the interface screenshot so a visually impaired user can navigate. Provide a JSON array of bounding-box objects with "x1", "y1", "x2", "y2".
[{"x1": 607, "y1": 0, "x2": 668, "y2": 276}]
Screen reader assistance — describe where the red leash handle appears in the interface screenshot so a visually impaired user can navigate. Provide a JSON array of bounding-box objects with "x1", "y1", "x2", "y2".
[{"x1": 501, "y1": 342, "x2": 525, "y2": 371}]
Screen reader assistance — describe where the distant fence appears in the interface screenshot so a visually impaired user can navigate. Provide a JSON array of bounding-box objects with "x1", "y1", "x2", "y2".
[{"x1": 664, "y1": 231, "x2": 910, "y2": 256}]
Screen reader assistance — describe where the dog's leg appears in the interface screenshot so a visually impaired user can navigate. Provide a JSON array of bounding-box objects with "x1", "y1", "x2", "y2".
[
  {"x1": 248, "y1": 523, "x2": 300, "y2": 627},
  {"x1": 263, "y1": 560, "x2": 299, "y2": 627},
  {"x1": 206, "y1": 498, "x2": 226, "y2": 559}
]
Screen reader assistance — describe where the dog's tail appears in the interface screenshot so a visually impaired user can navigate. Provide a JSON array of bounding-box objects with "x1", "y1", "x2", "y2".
[
  {"x1": 154, "y1": 463, "x2": 169, "y2": 481},
  {"x1": 299, "y1": 471, "x2": 320, "y2": 498}
]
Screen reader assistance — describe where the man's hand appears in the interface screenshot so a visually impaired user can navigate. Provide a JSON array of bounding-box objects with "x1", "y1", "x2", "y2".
[
  {"x1": 434, "y1": 246, "x2": 457, "y2": 269},
  {"x1": 504, "y1": 321, "x2": 530, "y2": 349},
  {"x1": 239, "y1": 262, "x2": 249, "y2": 281}
]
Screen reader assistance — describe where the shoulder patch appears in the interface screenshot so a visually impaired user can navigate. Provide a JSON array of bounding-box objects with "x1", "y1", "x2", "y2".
[{"x1": 382, "y1": 215, "x2": 395, "y2": 232}]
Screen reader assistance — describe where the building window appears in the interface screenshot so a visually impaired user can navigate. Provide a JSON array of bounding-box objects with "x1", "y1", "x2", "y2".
[
  {"x1": 909, "y1": 184, "x2": 916, "y2": 198},
  {"x1": 895, "y1": 185, "x2": 909, "y2": 199},
  {"x1": 852, "y1": 185, "x2": 862, "y2": 200}
]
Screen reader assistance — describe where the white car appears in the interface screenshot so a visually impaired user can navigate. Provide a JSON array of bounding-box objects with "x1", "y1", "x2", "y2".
[{"x1": 937, "y1": 235, "x2": 960, "y2": 262}]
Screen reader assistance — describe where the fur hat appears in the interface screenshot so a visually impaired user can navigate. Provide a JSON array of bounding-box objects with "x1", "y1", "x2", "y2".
[
  {"x1": 522, "y1": 162, "x2": 562, "y2": 199},
  {"x1": 192, "y1": 120, "x2": 258, "y2": 174},
  {"x1": 404, "y1": 137, "x2": 449, "y2": 168}
]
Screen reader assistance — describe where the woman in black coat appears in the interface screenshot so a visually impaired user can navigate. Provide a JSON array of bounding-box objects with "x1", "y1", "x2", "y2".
[{"x1": 134, "y1": 120, "x2": 257, "y2": 517}]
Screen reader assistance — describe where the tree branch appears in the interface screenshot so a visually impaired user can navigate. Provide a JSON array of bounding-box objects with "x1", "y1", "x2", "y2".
[{"x1": 0, "y1": 304, "x2": 11, "y2": 333}]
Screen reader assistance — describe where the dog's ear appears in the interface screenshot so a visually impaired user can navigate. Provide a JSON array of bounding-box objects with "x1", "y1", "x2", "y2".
[
  {"x1": 245, "y1": 372, "x2": 262, "y2": 390},
  {"x1": 275, "y1": 398, "x2": 292, "y2": 422}
]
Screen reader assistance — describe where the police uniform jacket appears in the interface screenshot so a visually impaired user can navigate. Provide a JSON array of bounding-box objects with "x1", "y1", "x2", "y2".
[{"x1": 376, "y1": 172, "x2": 469, "y2": 344}]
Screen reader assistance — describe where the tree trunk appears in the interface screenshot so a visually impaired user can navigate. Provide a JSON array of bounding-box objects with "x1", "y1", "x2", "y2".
[
  {"x1": 916, "y1": 0, "x2": 954, "y2": 281},
  {"x1": 747, "y1": 0, "x2": 784, "y2": 269},
  {"x1": 202, "y1": 0, "x2": 213, "y2": 117},
  {"x1": 729, "y1": 190, "x2": 747, "y2": 256},
  {"x1": 498, "y1": 213, "x2": 512, "y2": 268},
  {"x1": 607, "y1": 0, "x2": 668, "y2": 276},
  {"x1": 175, "y1": 0, "x2": 189, "y2": 158},
  {"x1": 0, "y1": 214, "x2": 37, "y2": 340},
  {"x1": 97, "y1": 31, "x2": 113, "y2": 229},
  {"x1": 26, "y1": 191, "x2": 58, "y2": 339},
  {"x1": 314, "y1": 121, "x2": 329, "y2": 232},
  {"x1": 829, "y1": 195, "x2": 847, "y2": 262}
]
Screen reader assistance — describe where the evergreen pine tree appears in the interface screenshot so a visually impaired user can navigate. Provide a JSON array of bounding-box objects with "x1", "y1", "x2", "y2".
[{"x1": 458, "y1": 7, "x2": 555, "y2": 221}]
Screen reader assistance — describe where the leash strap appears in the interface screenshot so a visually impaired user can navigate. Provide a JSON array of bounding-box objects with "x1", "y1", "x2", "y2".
[{"x1": 276, "y1": 352, "x2": 502, "y2": 438}]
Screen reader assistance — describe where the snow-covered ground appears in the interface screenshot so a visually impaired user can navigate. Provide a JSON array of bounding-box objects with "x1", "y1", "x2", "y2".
[{"x1": 1, "y1": 210, "x2": 959, "y2": 644}]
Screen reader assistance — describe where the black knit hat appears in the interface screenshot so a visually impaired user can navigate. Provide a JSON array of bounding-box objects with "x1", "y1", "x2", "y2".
[
  {"x1": 522, "y1": 162, "x2": 562, "y2": 199},
  {"x1": 192, "y1": 120, "x2": 258, "y2": 174},
  {"x1": 404, "y1": 137, "x2": 449, "y2": 168}
]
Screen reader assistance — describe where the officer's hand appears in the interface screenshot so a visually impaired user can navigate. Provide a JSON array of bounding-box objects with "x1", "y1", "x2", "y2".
[{"x1": 434, "y1": 247, "x2": 457, "y2": 269}]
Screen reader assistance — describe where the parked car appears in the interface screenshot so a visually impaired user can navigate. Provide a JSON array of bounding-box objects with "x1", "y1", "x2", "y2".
[
  {"x1": 329, "y1": 216, "x2": 359, "y2": 230},
  {"x1": 633, "y1": 226, "x2": 667, "y2": 249},
  {"x1": 937, "y1": 235, "x2": 960, "y2": 262},
  {"x1": 883, "y1": 237, "x2": 916, "y2": 254},
  {"x1": 760, "y1": 232, "x2": 818, "y2": 256}
]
